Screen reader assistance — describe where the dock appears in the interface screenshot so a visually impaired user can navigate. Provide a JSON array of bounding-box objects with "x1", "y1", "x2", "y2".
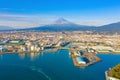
[{"x1": 70, "y1": 48, "x2": 102, "y2": 67}]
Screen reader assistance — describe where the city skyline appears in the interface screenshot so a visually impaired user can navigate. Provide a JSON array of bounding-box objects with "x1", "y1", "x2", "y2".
[{"x1": 0, "y1": 0, "x2": 120, "y2": 28}]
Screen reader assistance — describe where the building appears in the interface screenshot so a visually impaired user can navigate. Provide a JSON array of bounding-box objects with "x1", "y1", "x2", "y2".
[
  {"x1": 78, "y1": 51, "x2": 83, "y2": 56},
  {"x1": 20, "y1": 46, "x2": 27, "y2": 52},
  {"x1": 9, "y1": 40, "x2": 20, "y2": 44},
  {"x1": 0, "y1": 45, "x2": 6, "y2": 52}
]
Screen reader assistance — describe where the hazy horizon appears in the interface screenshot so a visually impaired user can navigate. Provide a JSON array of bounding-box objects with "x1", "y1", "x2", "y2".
[{"x1": 0, "y1": 0, "x2": 120, "y2": 28}]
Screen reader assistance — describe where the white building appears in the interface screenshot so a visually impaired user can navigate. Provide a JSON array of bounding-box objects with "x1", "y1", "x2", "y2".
[
  {"x1": 10, "y1": 40, "x2": 20, "y2": 44},
  {"x1": 0, "y1": 45, "x2": 6, "y2": 52}
]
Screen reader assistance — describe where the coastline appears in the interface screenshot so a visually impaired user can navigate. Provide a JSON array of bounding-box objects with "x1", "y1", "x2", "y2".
[
  {"x1": 0, "y1": 49, "x2": 59, "y2": 54},
  {"x1": 97, "y1": 51, "x2": 120, "y2": 54},
  {"x1": 1, "y1": 48, "x2": 120, "y2": 54}
]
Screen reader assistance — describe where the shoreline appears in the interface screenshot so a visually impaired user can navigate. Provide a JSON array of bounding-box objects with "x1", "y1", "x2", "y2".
[
  {"x1": 0, "y1": 49, "x2": 59, "y2": 54},
  {"x1": 1, "y1": 48, "x2": 120, "y2": 54},
  {"x1": 97, "y1": 52, "x2": 120, "y2": 54}
]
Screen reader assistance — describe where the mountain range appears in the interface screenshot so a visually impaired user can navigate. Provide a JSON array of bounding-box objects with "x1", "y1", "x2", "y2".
[
  {"x1": 0, "y1": 18, "x2": 120, "y2": 33},
  {"x1": 24, "y1": 18, "x2": 95, "y2": 31},
  {"x1": 96, "y1": 22, "x2": 120, "y2": 33},
  {"x1": 23, "y1": 18, "x2": 120, "y2": 33}
]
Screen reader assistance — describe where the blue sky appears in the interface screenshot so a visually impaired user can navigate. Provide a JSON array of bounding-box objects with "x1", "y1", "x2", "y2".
[{"x1": 0, "y1": 0, "x2": 120, "y2": 28}]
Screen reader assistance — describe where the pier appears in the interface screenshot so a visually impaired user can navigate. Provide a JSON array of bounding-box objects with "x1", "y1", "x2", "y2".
[{"x1": 70, "y1": 48, "x2": 101, "y2": 67}]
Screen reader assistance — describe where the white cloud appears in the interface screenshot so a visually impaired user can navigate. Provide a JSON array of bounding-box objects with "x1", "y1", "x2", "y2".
[
  {"x1": 0, "y1": 14, "x2": 57, "y2": 28},
  {"x1": 0, "y1": 13, "x2": 119, "y2": 28},
  {"x1": 0, "y1": 20, "x2": 39, "y2": 28}
]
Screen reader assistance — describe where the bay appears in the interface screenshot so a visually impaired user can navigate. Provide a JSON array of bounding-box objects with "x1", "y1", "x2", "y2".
[{"x1": 0, "y1": 50, "x2": 120, "y2": 80}]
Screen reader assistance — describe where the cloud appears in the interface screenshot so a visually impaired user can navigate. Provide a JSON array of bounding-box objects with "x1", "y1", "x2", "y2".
[
  {"x1": 0, "y1": 14, "x2": 57, "y2": 28},
  {"x1": 0, "y1": 13, "x2": 119, "y2": 28}
]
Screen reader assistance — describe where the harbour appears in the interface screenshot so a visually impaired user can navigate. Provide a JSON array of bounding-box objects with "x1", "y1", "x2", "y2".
[
  {"x1": 70, "y1": 48, "x2": 101, "y2": 67},
  {"x1": 0, "y1": 50, "x2": 120, "y2": 80}
]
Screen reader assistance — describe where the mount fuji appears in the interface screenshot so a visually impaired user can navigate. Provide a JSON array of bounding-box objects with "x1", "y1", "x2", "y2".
[{"x1": 24, "y1": 18, "x2": 94, "y2": 31}]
